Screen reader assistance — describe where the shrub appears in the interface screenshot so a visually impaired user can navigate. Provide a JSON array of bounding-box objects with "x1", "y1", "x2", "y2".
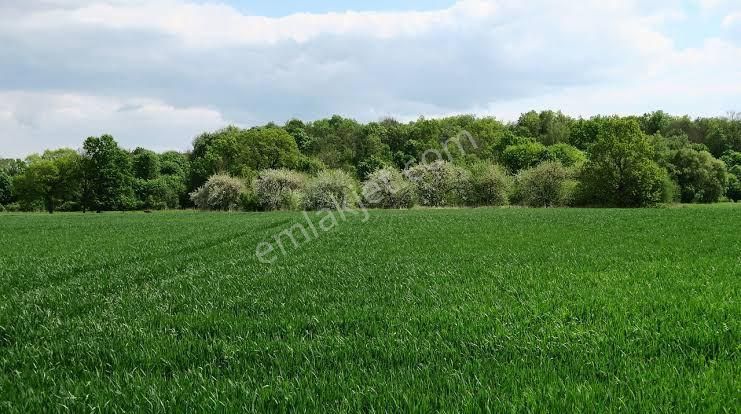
[
  {"x1": 514, "y1": 161, "x2": 578, "y2": 207},
  {"x1": 465, "y1": 162, "x2": 512, "y2": 207},
  {"x1": 253, "y1": 169, "x2": 307, "y2": 211},
  {"x1": 362, "y1": 167, "x2": 416, "y2": 209},
  {"x1": 303, "y1": 169, "x2": 358, "y2": 210},
  {"x1": 404, "y1": 161, "x2": 469, "y2": 207},
  {"x1": 190, "y1": 174, "x2": 245, "y2": 211}
]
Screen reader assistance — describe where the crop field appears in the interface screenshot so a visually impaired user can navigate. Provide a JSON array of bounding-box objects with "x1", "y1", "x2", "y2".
[{"x1": 0, "y1": 205, "x2": 739, "y2": 412}]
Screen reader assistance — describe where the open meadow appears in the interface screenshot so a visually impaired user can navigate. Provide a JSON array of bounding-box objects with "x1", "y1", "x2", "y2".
[{"x1": 0, "y1": 205, "x2": 739, "y2": 412}]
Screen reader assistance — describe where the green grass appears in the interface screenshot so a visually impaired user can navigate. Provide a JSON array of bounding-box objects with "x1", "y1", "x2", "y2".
[{"x1": 0, "y1": 206, "x2": 739, "y2": 412}]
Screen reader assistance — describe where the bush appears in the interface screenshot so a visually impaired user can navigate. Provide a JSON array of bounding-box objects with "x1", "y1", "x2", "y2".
[
  {"x1": 253, "y1": 169, "x2": 307, "y2": 211},
  {"x1": 514, "y1": 161, "x2": 578, "y2": 207},
  {"x1": 404, "y1": 161, "x2": 469, "y2": 207},
  {"x1": 362, "y1": 167, "x2": 416, "y2": 209},
  {"x1": 303, "y1": 169, "x2": 358, "y2": 210},
  {"x1": 465, "y1": 161, "x2": 511, "y2": 206},
  {"x1": 190, "y1": 174, "x2": 245, "y2": 211}
]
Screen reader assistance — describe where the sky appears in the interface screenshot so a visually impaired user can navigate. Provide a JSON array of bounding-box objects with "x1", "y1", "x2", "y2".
[{"x1": 1, "y1": 0, "x2": 740, "y2": 157}]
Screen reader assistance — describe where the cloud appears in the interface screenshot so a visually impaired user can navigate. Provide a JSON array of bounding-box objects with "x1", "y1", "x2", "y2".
[
  {"x1": 0, "y1": 92, "x2": 228, "y2": 157},
  {"x1": 722, "y1": 12, "x2": 741, "y2": 28},
  {"x1": 0, "y1": 0, "x2": 739, "y2": 156}
]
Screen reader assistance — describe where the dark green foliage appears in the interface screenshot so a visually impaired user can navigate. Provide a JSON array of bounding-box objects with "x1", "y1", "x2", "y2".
[
  {"x1": 132, "y1": 148, "x2": 160, "y2": 180},
  {"x1": 81, "y1": 135, "x2": 135, "y2": 212},
  {"x1": 0, "y1": 171, "x2": 11, "y2": 205},
  {"x1": 0, "y1": 159, "x2": 25, "y2": 176},
  {"x1": 135, "y1": 175, "x2": 186, "y2": 210},
  {"x1": 668, "y1": 148, "x2": 727, "y2": 203},
  {"x1": 356, "y1": 155, "x2": 387, "y2": 180},
  {"x1": 639, "y1": 110, "x2": 672, "y2": 135},
  {"x1": 581, "y1": 118, "x2": 670, "y2": 207}
]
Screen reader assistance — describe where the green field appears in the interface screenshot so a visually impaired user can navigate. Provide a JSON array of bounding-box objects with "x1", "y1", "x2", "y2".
[{"x1": 0, "y1": 206, "x2": 739, "y2": 412}]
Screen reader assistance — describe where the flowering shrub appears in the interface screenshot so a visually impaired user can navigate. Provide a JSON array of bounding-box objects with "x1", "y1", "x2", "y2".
[
  {"x1": 362, "y1": 167, "x2": 416, "y2": 209},
  {"x1": 403, "y1": 161, "x2": 469, "y2": 207},
  {"x1": 302, "y1": 169, "x2": 358, "y2": 210},
  {"x1": 253, "y1": 169, "x2": 307, "y2": 211},
  {"x1": 190, "y1": 174, "x2": 245, "y2": 211}
]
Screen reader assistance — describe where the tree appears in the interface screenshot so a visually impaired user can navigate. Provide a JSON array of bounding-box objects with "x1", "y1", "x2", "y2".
[
  {"x1": 581, "y1": 118, "x2": 671, "y2": 207},
  {"x1": 668, "y1": 148, "x2": 727, "y2": 203},
  {"x1": 639, "y1": 111, "x2": 672, "y2": 135},
  {"x1": 501, "y1": 142, "x2": 549, "y2": 173},
  {"x1": 132, "y1": 148, "x2": 160, "y2": 180},
  {"x1": 189, "y1": 126, "x2": 247, "y2": 190},
  {"x1": 546, "y1": 143, "x2": 586, "y2": 167},
  {"x1": 0, "y1": 171, "x2": 12, "y2": 205},
  {"x1": 81, "y1": 135, "x2": 135, "y2": 212},
  {"x1": 238, "y1": 127, "x2": 301, "y2": 173},
  {"x1": 12, "y1": 149, "x2": 82, "y2": 213}
]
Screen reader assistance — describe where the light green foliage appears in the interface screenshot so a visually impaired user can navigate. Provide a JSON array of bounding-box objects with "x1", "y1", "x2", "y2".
[
  {"x1": 581, "y1": 119, "x2": 670, "y2": 207},
  {"x1": 361, "y1": 167, "x2": 416, "y2": 209},
  {"x1": 0, "y1": 206, "x2": 738, "y2": 411},
  {"x1": 190, "y1": 174, "x2": 245, "y2": 211},
  {"x1": 464, "y1": 161, "x2": 511, "y2": 207},
  {"x1": 13, "y1": 149, "x2": 82, "y2": 213},
  {"x1": 302, "y1": 169, "x2": 358, "y2": 210},
  {"x1": 514, "y1": 161, "x2": 577, "y2": 207},
  {"x1": 253, "y1": 169, "x2": 308, "y2": 211},
  {"x1": 501, "y1": 142, "x2": 548, "y2": 172},
  {"x1": 546, "y1": 143, "x2": 586, "y2": 167},
  {"x1": 238, "y1": 127, "x2": 302, "y2": 172}
]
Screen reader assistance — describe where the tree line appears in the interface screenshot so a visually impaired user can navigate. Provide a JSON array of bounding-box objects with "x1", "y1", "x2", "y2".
[{"x1": 1, "y1": 110, "x2": 740, "y2": 213}]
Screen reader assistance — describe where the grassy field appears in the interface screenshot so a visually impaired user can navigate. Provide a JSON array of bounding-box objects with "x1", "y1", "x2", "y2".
[{"x1": 0, "y1": 206, "x2": 739, "y2": 412}]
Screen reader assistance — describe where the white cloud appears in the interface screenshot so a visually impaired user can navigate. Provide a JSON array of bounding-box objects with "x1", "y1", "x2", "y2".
[
  {"x1": 0, "y1": 0, "x2": 739, "y2": 156},
  {"x1": 722, "y1": 12, "x2": 741, "y2": 28},
  {"x1": 0, "y1": 92, "x2": 228, "y2": 157}
]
